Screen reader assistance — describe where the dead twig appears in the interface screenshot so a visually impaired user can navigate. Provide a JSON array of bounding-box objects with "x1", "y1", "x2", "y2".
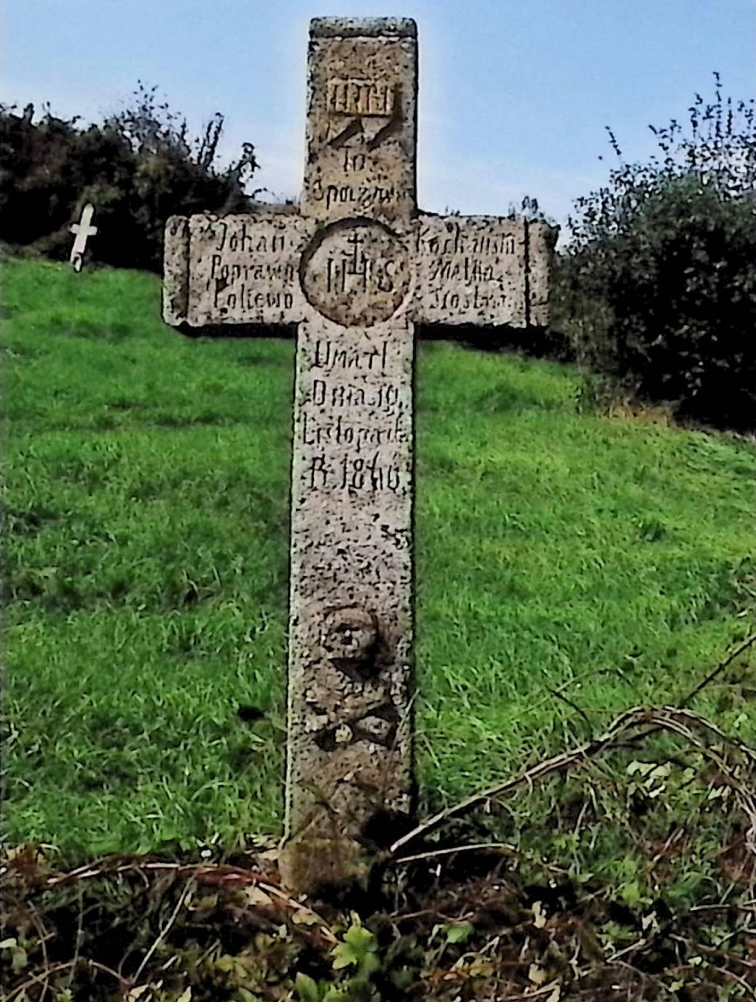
[
  {"x1": 25, "y1": 905, "x2": 52, "y2": 1002},
  {"x1": 547, "y1": 685, "x2": 594, "y2": 728},
  {"x1": 690, "y1": 899, "x2": 756, "y2": 914},
  {"x1": 396, "y1": 841, "x2": 517, "y2": 864},
  {"x1": 132, "y1": 876, "x2": 194, "y2": 985},
  {"x1": 37, "y1": 858, "x2": 338, "y2": 949},
  {"x1": 680, "y1": 631, "x2": 756, "y2": 707},
  {"x1": 389, "y1": 705, "x2": 756, "y2": 857},
  {"x1": 64, "y1": 882, "x2": 84, "y2": 994},
  {"x1": 44, "y1": 859, "x2": 265, "y2": 888},
  {"x1": 6, "y1": 958, "x2": 128, "y2": 1002}
]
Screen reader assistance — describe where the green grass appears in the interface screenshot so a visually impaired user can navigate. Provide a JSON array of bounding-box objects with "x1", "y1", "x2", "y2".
[{"x1": 3, "y1": 257, "x2": 755, "y2": 863}]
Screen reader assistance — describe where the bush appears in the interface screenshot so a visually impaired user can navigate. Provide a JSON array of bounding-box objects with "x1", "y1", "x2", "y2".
[
  {"x1": 0, "y1": 84, "x2": 258, "y2": 272},
  {"x1": 561, "y1": 74, "x2": 756, "y2": 430}
]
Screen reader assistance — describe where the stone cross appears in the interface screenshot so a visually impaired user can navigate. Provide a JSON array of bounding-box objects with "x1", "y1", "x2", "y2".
[
  {"x1": 163, "y1": 16, "x2": 555, "y2": 892},
  {"x1": 69, "y1": 203, "x2": 98, "y2": 272}
]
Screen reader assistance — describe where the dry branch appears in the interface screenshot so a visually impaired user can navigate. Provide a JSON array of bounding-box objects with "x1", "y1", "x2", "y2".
[{"x1": 390, "y1": 705, "x2": 756, "y2": 857}]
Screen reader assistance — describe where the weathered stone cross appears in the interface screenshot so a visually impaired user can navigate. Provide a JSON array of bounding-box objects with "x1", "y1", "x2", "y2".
[
  {"x1": 69, "y1": 202, "x2": 97, "y2": 272},
  {"x1": 164, "y1": 16, "x2": 554, "y2": 892}
]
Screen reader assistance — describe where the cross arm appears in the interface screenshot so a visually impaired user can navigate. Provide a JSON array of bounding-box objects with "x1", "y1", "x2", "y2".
[
  {"x1": 411, "y1": 214, "x2": 558, "y2": 329},
  {"x1": 163, "y1": 211, "x2": 315, "y2": 330}
]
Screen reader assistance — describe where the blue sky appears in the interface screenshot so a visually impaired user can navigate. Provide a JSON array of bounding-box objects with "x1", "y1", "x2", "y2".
[{"x1": 3, "y1": 0, "x2": 755, "y2": 235}]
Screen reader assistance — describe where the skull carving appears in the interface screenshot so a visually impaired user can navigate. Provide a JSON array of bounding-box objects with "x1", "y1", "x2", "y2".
[{"x1": 321, "y1": 606, "x2": 380, "y2": 681}]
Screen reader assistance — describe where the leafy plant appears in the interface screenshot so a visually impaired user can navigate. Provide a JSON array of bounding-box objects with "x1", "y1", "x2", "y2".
[
  {"x1": 294, "y1": 916, "x2": 382, "y2": 1002},
  {"x1": 560, "y1": 74, "x2": 756, "y2": 430}
]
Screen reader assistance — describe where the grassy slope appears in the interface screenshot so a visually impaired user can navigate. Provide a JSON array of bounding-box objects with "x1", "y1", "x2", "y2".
[{"x1": 3, "y1": 258, "x2": 755, "y2": 863}]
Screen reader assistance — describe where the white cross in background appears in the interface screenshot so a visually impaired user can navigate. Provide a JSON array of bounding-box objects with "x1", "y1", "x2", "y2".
[{"x1": 69, "y1": 203, "x2": 98, "y2": 272}]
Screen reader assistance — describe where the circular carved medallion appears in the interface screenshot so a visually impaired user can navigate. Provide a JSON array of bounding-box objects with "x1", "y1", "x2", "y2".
[{"x1": 300, "y1": 218, "x2": 410, "y2": 327}]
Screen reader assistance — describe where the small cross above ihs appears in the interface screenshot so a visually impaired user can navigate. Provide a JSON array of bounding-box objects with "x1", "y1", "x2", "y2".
[{"x1": 163, "y1": 16, "x2": 556, "y2": 893}]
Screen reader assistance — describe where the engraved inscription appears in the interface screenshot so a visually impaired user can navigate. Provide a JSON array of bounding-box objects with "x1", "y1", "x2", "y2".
[
  {"x1": 305, "y1": 451, "x2": 403, "y2": 493},
  {"x1": 415, "y1": 215, "x2": 530, "y2": 326},
  {"x1": 297, "y1": 332, "x2": 408, "y2": 496},
  {"x1": 309, "y1": 176, "x2": 398, "y2": 212},
  {"x1": 300, "y1": 219, "x2": 410, "y2": 326},
  {"x1": 206, "y1": 219, "x2": 296, "y2": 314},
  {"x1": 313, "y1": 337, "x2": 389, "y2": 371},
  {"x1": 342, "y1": 151, "x2": 367, "y2": 172},
  {"x1": 302, "y1": 25, "x2": 417, "y2": 222},
  {"x1": 327, "y1": 78, "x2": 395, "y2": 117},
  {"x1": 185, "y1": 213, "x2": 309, "y2": 326},
  {"x1": 210, "y1": 257, "x2": 296, "y2": 312}
]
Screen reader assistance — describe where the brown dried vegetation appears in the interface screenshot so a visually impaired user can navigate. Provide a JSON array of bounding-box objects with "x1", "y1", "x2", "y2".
[{"x1": 4, "y1": 686, "x2": 756, "y2": 1002}]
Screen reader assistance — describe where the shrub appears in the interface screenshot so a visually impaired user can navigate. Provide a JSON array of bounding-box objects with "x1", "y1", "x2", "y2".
[
  {"x1": 0, "y1": 83, "x2": 258, "y2": 272},
  {"x1": 561, "y1": 74, "x2": 756, "y2": 430}
]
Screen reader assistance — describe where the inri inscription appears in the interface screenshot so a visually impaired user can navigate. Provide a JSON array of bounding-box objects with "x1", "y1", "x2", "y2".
[{"x1": 163, "y1": 15, "x2": 556, "y2": 893}]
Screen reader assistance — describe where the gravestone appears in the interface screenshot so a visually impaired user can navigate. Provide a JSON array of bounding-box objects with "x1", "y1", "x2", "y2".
[
  {"x1": 69, "y1": 203, "x2": 97, "y2": 272},
  {"x1": 164, "y1": 16, "x2": 556, "y2": 892}
]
